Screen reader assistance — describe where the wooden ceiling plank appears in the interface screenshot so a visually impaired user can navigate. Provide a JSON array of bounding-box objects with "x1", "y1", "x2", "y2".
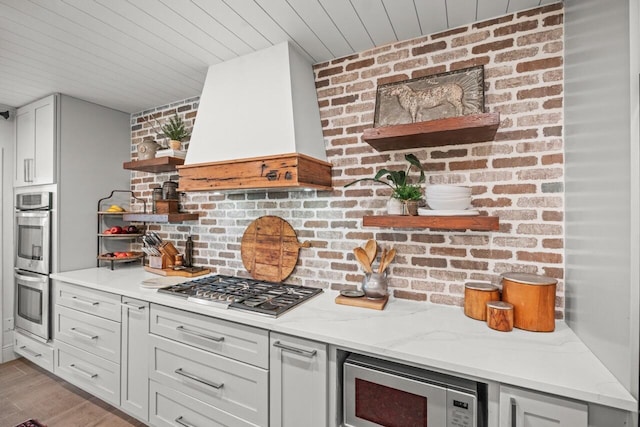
[
  {"x1": 415, "y1": 0, "x2": 449, "y2": 35},
  {"x1": 382, "y1": 0, "x2": 423, "y2": 42},
  {"x1": 476, "y1": 0, "x2": 509, "y2": 22},
  {"x1": 190, "y1": 0, "x2": 272, "y2": 52},
  {"x1": 445, "y1": 0, "x2": 477, "y2": 29},
  {"x1": 0, "y1": 15, "x2": 192, "y2": 103},
  {"x1": 317, "y1": 0, "x2": 375, "y2": 54},
  {"x1": 90, "y1": 0, "x2": 221, "y2": 65},
  {"x1": 506, "y1": 0, "x2": 545, "y2": 14},
  {"x1": 133, "y1": 0, "x2": 238, "y2": 62},
  {"x1": 44, "y1": 0, "x2": 206, "y2": 88},
  {"x1": 350, "y1": 0, "x2": 397, "y2": 46},
  {"x1": 285, "y1": 0, "x2": 354, "y2": 60},
  {"x1": 253, "y1": 0, "x2": 333, "y2": 62}
]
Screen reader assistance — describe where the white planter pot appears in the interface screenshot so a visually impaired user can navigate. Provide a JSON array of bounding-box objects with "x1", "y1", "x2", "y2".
[{"x1": 387, "y1": 198, "x2": 404, "y2": 215}]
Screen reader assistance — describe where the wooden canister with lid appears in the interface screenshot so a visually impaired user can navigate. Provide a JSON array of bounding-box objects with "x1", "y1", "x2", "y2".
[
  {"x1": 501, "y1": 273, "x2": 557, "y2": 332},
  {"x1": 486, "y1": 301, "x2": 514, "y2": 332},
  {"x1": 464, "y1": 282, "x2": 500, "y2": 321}
]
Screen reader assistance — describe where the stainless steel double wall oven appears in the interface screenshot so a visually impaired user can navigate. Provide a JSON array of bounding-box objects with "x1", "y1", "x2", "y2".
[{"x1": 14, "y1": 191, "x2": 52, "y2": 342}]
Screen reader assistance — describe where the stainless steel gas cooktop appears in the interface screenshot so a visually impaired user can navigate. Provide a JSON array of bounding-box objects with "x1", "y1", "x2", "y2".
[{"x1": 157, "y1": 274, "x2": 323, "y2": 317}]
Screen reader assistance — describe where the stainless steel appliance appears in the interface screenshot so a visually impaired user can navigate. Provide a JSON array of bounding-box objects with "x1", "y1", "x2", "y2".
[
  {"x1": 14, "y1": 191, "x2": 52, "y2": 342},
  {"x1": 14, "y1": 269, "x2": 50, "y2": 342},
  {"x1": 344, "y1": 354, "x2": 487, "y2": 427},
  {"x1": 15, "y1": 192, "x2": 51, "y2": 275},
  {"x1": 158, "y1": 274, "x2": 322, "y2": 317}
]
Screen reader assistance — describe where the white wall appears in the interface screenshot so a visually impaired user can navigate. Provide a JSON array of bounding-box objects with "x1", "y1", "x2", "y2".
[
  {"x1": 0, "y1": 106, "x2": 15, "y2": 362},
  {"x1": 565, "y1": 0, "x2": 639, "y2": 399}
]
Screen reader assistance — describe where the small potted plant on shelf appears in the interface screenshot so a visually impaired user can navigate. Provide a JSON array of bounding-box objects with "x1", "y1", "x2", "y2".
[
  {"x1": 161, "y1": 114, "x2": 191, "y2": 150},
  {"x1": 344, "y1": 153, "x2": 425, "y2": 215}
]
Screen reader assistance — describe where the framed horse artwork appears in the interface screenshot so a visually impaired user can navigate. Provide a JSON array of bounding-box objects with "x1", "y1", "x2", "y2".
[{"x1": 373, "y1": 66, "x2": 485, "y2": 127}]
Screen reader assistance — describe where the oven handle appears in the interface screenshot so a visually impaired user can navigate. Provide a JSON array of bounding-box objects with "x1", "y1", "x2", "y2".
[
  {"x1": 272, "y1": 341, "x2": 317, "y2": 358},
  {"x1": 175, "y1": 416, "x2": 198, "y2": 427},
  {"x1": 175, "y1": 325, "x2": 225, "y2": 342},
  {"x1": 14, "y1": 271, "x2": 48, "y2": 283},
  {"x1": 19, "y1": 345, "x2": 42, "y2": 358},
  {"x1": 174, "y1": 368, "x2": 224, "y2": 390}
]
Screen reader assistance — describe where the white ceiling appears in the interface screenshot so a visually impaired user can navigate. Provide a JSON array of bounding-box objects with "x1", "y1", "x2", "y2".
[{"x1": 0, "y1": 0, "x2": 560, "y2": 114}]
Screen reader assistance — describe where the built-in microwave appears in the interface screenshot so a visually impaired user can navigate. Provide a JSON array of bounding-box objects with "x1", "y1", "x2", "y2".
[{"x1": 344, "y1": 354, "x2": 487, "y2": 427}]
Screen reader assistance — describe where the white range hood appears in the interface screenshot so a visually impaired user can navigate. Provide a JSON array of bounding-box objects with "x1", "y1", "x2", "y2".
[{"x1": 179, "y1": 42, "x2": 332, "y2": 192}]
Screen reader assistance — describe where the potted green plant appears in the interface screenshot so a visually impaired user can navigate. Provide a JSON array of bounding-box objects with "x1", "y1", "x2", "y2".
[
  {"x1": 344, "y1": 153, "x2": 425, "y2": 215},
  {"x1": 161, "y1": 114, "x2": 190, "y2": 150}
]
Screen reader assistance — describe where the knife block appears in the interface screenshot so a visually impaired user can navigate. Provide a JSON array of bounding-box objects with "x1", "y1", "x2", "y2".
[{"x1": 148, "y1": 255, "x2": 169, "y2": 269}]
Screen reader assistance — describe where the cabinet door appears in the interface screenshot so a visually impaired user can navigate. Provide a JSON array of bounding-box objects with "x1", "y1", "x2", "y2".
[
  {"x1": 14, "y1": 106, "x2": 34, "y2": 186},
  {"x1": 14, "y1": 95, "x2": 56, "y2": 187},
  {"x1": 121, "y1": 297, "x2": 149, "y2": 422},
  {"x1": 499, "y1": 385, "x2": 588, "y2": 427},
  {"x1": 270, "y1": 333, "x2": 328, "y2": 427}
]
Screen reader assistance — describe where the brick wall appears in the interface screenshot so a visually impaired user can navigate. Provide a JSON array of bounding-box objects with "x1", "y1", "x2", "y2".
[{"x1": 130, "y1": 4, "x2": 565, "y2": 316}]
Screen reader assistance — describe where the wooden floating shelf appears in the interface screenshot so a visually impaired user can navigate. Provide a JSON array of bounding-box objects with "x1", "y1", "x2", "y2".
[
  {"x1": 123, "y1": 212, "x2": 199, "y2": 223},
  {"x1": 362, "y1": 112, "x2": 500, "y2": 151},
  {"x1": 123, "y1": 156, "x2": 185, "y2": 173},
  {"x1": 362, "y1": 215, "x2": 500, "y2": 231}
]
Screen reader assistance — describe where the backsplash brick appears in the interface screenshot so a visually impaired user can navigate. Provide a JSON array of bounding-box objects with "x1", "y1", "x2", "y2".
[{"x1": 129, "y1": 5, "x2": 565, "y2": 317}]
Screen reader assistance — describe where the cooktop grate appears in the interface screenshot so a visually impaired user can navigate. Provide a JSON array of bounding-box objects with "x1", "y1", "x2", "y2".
[{"x1": 157, "y1": 274, "x2": 322, "y2": 317}]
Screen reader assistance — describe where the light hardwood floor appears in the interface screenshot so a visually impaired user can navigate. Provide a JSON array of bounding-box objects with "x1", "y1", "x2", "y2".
[{"x1": 0, "y1": 358, "x2": 146, "y2": 427}]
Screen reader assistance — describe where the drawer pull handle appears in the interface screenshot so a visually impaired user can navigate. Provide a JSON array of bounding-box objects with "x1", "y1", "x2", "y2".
[
  {"x1": 273, "y1": 341, "x2": 317, "y2": 358},
  {"x1": 175, "y1": 416, "x2": 197, "y2": 427},
  {"x1": 69, "y1": 363, "x2": 98, "y2": 379},
  {"x1": 19, "y1": 345, "x2": 42, "y2": 358},
  {"x1": 174, "y1": 368, "x2": 224, "y2": 390},
  {"x1": 70, "y1": 327, "x2": 98, "y2": 340},
  {"x1": 121, "y1": 301, "x2": 146, "y2": 310},
  {"x1": 71, "y1": 295, "x2": 99, "y2": 306},
  {"x1": 175, "y1": 325, "x2": 224, "y2": 342}
]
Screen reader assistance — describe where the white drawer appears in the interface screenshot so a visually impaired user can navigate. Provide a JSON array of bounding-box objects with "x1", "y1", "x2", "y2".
[
  {"x1": 149, "y1": 380, "x2": 258, "y2": 427},
  {"x1": 54, "y1": 340, "x2": 120, "y2": 406},
  {"x1": 14, "y1": 331, "x2": 54, "y2": 373},
  {"x1": 54, "y1": 280, "x2": 121, "y2": 321},
  {"x1": 150, "y1": 304, "x2": 269, "y2": 368},
  {"x1": 55, "y1": 304, "x2": 121, "y2": 363},
  {"x1": 149, "y1": 334, "x2": 268, "y2": 426}
]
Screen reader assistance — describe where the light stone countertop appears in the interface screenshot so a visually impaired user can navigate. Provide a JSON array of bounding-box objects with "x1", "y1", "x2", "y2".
[{"x1": 51, "y1": 265, "x2": 637, "y2": 412}]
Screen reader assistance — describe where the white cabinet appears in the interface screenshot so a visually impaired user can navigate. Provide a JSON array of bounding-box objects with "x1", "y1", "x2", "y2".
[
  {"x1": 53, "y1": 283, "x2": 122, "y2": 407},
  {"x1": 14, "y1": 329, "x2": 54, "y2": 372},
  {"x1": 149, "y1": 303, "x2": 269, "y2": 427},
  {"x1": 270, "y1": 332, "x2": 328, "y2": 427},
  {"x1": 120, "y1": 297, "x2": 149, "y2": 422},
  {"x1": 14, "y1": 94, "x2": 56, "y2": 187},
  {"x1": 499, "y1": 385, "x2": 588, "y2": 427}
]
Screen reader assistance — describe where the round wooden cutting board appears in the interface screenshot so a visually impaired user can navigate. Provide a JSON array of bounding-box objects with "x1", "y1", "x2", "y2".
[{"x1": 241, "y1": 216, "x2": 309, "y2": 283}]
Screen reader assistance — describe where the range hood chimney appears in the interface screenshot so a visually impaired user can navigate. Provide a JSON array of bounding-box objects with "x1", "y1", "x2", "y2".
[{"x1": 179, "y1": 42, "x2": 332, "y2": 193}]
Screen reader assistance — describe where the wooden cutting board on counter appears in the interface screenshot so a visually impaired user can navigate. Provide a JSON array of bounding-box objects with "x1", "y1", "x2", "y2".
[
  {"x1": 241, "y1": 216, "x2": 310, "y2": 283},
  {"x1": 144, "y1": 266, "x2": 211, "y2": 277}
]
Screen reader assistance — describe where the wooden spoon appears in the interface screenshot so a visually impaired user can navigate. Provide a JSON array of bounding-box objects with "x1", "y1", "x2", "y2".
[
  {"x1": 364, "y1": 239, "x2": 377, "y2": 265},
  {"x1": 353, "y1": 247, "x2": 373, "y2": 273},
  {"x1": 379, "y1": 248, "x2": 396, "y2": 274},
  {"x1": 377, "y1": 248, "x2": 387, "y2": 274}
]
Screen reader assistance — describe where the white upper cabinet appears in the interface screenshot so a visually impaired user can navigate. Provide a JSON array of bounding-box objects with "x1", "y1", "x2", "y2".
[{"x1": 14, "y1": 94, "x2": 57, "y2": 187}]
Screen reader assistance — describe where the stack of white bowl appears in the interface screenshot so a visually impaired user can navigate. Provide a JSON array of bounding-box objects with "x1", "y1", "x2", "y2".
[{"x1": 425, "y1": 185, "x2": 472, "y2": 210}]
